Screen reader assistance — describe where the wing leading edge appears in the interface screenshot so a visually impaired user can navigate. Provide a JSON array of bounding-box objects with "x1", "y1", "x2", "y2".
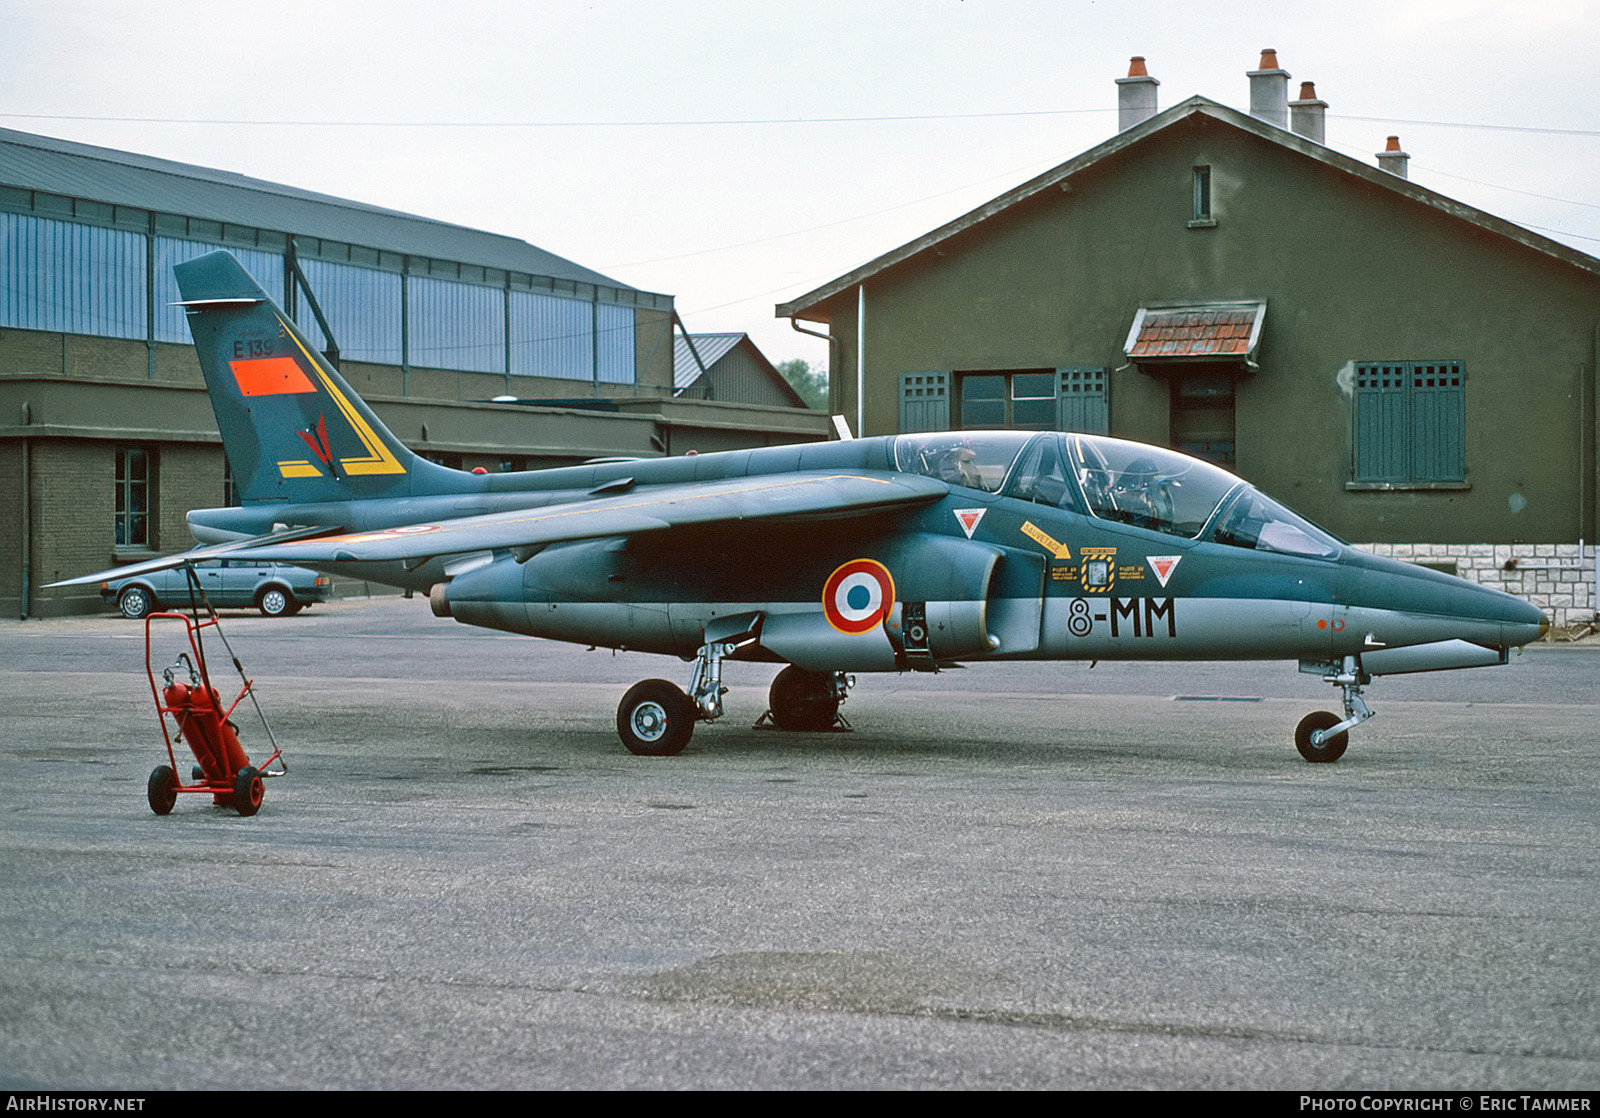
[{"x1": 49, "y1": 471, "x2": 948, "y2": 588}]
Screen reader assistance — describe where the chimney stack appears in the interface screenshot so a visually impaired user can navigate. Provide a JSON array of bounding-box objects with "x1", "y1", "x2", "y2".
[
  {"x1": 1289, "y1": 81, "x2": 1328, "y2": 144},
  {"x1": 1116, "y1": 56, "x2": 1160, "y2": 132},
  {"x1": 1247, "y1": 48, "x2": 1290, "y2": 129},
  {"x1": 1376, "y1": 135, "x2": 1410, "y2": 179}
]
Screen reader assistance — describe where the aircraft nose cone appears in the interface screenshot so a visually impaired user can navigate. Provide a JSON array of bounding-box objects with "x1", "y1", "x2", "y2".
[{"x1": 1540, "y1": 612, "x2": 1551, "y2": 640}]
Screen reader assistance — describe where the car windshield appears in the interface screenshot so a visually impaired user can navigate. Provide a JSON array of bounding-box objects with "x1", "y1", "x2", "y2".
[
  {"x1": 1210, "y1": 488, "x2": 1342, "y2": 559},
  {"x1": 894, "y1": 431, "x2": 1034, "y2": 492},
  {"x1": 1063, "y1": 433, "x2": 1243, "y2": 538}
]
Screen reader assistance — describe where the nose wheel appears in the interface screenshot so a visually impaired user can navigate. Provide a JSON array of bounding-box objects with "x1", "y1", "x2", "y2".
[
  {"x1": 1295, "y1": 711, "x2": 1348, "y2": 763},
  {"x1": 1295, "y1": 655, "x2": 1372, "y2": 763}
]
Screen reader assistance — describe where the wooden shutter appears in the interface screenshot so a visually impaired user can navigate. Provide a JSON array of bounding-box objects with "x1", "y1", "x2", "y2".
[
  {"x1": 1056, "y1": 367, "x2": 1108, "y2": 434},
  {"x1": 1409, "y1": 361, "x2": 1465, "y2": 482},
  {"x1": 899, "y1": 372, "x2": 950, "y2": 433},
  {"x1": 1354, "y1": 362, "x2": 1411, "y2": 482}
]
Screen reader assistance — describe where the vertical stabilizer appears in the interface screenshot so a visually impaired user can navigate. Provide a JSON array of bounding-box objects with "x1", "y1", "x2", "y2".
[{"x1": 176, "y1": 250, "x2": 458, "y2": 504}]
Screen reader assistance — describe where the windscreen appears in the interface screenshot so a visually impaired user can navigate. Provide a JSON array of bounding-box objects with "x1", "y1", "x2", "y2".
[
  {"x1": 1210, "y1": 489, "x2": 1341, "y2": 559},
  {"x1": 894, "y1": 432, "x2": 1034, "y2": 493},
  {"x1": 1064, "y1": 434, "x2": 1242, "y2": 538}
]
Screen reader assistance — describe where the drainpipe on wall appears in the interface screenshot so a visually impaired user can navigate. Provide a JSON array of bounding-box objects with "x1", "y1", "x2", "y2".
[
  {"x1": 790, "y1": 316, "x2": 839, "y2": 425},
  {"x1": 19, "y1": 405, "x2": 30, "y2": 619},
  {"x1": 857, "y1": 285, "x2": 866, "y2": 437}
]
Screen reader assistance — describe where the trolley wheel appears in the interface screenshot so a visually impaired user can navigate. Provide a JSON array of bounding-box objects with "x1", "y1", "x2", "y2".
[
  {"x1": 147, "y1": 765, "x2": 178, "y2": 816},
  {"x1": 233, "y1": 766, "x2": 264, "y2": 817}
]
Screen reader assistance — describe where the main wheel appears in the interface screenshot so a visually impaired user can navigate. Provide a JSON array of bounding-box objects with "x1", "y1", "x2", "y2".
[
  {"x1": 617, "y1": 679, "x2": 696, "y2": 756},
  {"x1": 119, "y1": 586, "x2": 154, "y2": 620},
  {"x1": 233, "y1": 766, "x2": 264, "y2": 816},
  {"x1": 147, "y1": 765, "x2": 178, "y2": 815},
  {"x1": 1295, "y1": 711, "x2": 1348, "y2": 763},
  {"x1": 257, "y1": 587, "x2": 292, "y2": 617},
  {"x1": 768, "y1": 666, "x2": 840, "y2": 732}
]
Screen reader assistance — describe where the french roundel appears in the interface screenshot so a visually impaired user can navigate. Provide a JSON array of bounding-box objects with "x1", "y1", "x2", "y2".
[{"x1": 823, "y1": 559, "x2": 895, "y2": 636}]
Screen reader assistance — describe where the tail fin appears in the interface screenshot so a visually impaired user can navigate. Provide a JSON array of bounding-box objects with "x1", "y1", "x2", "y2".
[{"x1": 176, "y1": 250, "x2": 459, "y2": 505}]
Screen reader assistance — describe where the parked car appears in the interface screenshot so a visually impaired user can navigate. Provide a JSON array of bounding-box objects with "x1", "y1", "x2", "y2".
[{"x1": 103, "y1": 559, "x2": 333, "y2": 618}]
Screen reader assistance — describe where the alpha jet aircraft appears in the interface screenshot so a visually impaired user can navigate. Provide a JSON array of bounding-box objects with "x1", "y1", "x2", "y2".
[{"x1": 54, "y1": 251, "x2": 1548, "y2": 761}]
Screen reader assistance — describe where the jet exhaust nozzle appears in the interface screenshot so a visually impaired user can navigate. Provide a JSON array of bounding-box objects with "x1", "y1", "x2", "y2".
[{"x1": 429, "y1": 582, "x2": 452, "y2": 618}]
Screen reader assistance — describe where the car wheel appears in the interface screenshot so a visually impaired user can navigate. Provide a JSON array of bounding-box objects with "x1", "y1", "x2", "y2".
[
  {"x1": 258, "y1": 587, "x2": 292, "y2": 617},
  {"x1": 119, "y1": 587, "x2": 154, "y2": 620}
]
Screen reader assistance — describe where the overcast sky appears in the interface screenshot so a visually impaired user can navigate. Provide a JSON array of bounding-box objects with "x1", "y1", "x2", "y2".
[{"x1": 3, "y1": 0, "x2": 1597, "y2": 373}]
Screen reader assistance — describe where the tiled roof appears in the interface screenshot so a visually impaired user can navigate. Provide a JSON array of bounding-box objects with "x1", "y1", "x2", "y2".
[{"x1": 1124, "y1": 302, "x2": 1266, "y2": 363}]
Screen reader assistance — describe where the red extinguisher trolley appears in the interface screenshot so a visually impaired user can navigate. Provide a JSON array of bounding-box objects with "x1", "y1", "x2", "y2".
[{"x1": 143, "y1": 574, "x2": 286, "y2": 817}]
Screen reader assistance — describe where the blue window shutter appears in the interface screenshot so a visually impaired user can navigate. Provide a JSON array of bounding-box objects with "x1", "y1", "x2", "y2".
[
  {"x1": 1354, "y1": 361, "x2": 1465, "y2": 483},
  {"x1": 1056, "y1": 367, "x2": 1108, "y2": 433},
  {"x1": 900, "y1": 372, "x2": 950, "y2": 433},
  {"x1": 1408, "y1": 361, "x2": 1465, "y2": 482},
  {"x1": 1354, "y1": 362, "x2": 1411, "y2": 482}
]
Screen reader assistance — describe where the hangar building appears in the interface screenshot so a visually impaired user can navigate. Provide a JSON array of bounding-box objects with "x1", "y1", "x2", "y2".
[
  {"x1": 779, "y1": 53, "x2": 1600, "y2": 629},
  {"x1": 1, "y1": 127, "x2": 826, "y2": 617}
]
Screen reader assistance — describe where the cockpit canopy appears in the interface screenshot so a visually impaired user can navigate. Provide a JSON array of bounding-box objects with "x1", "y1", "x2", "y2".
[{"x1": 893, "y1": 431, "x2": 1341, "y2": 559}]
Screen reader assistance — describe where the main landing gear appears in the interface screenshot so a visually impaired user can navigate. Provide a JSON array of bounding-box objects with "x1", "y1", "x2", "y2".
[
  {"x1": 613, "y1": 619, "x2": 853, "y2": 755},
  {"x1": 1295, "y1": 655, "x2": 1374, "y2": 763}
]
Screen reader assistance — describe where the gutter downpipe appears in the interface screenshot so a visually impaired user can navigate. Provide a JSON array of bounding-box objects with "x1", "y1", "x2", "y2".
[
  {"x1": 19, "y1": 422, "x2": 30, "y2": 620},
  {"x1": 789, "y1": 316, "x2": 840, "y2": 427},
  {"x1": 857, "y1": 284, "x2": 866, "y2": 437}
]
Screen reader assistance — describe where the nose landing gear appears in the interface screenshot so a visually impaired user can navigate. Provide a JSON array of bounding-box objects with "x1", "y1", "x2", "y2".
[
  {"x1": 1295, "y1": 655, "x2": 1373, "y2": 763},
  {"x1": 614, "y1": 616, "x2": 762, "y2": 756}
]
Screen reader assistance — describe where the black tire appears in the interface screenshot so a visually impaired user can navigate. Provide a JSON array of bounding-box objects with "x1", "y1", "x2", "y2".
[
  {"x1": 147, "y1": 765, "x2": 178, "y2": 815},
  {"x1": 119, "y1": 586, "x2": 154, "y2": 620},
  {"x1": 257, "y1": 587, "x2": 293, "y2": 617},
  {"x1": 616, "y1": 679, "x2": 696, "y2": 756},
  {"x1": 233, "y1": 766, "x2": 264, "y2": 817},
  {"x1": 768, "y1": 666, "x2": 840, "y2": 732},
  {"x1": 1295, "y1": 711, "x2": 1348, "y2": 763}
]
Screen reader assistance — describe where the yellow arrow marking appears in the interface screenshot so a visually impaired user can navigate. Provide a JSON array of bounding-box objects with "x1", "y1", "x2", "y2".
[{"x1": 1021, "y1": 521, "x2": 1072, "y2": 560}]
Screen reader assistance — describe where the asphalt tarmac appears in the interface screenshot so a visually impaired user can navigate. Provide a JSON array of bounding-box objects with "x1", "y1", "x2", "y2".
[{"x1": 1, "y1": 597, "x2": 1596, "y2": 1090}]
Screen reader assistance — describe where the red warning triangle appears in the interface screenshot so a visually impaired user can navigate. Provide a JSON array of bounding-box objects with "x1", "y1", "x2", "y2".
[
  {"x1": 1147, "y1": 555, "x2": 1181, "y2": 587},
  {"x1": 954, "y1": 509, "x2": 986, "y2": 538}
]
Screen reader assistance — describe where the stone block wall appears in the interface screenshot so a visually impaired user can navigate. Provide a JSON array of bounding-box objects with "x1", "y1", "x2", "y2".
[{"x1": 1356, "y1": 542, "x2": 1598, "y2": 631}]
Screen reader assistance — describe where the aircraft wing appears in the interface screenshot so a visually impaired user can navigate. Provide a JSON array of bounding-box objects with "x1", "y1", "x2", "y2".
[
  {"x1": 43, "y1": 525, "x2": 345, "y2": 589},
  {"x1": 188, "y1": 470, "x2": 947, "y2": 566}
]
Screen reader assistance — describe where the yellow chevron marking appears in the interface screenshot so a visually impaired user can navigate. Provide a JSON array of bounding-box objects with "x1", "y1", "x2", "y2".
[
  {"x1": 1021, "y1": 520, "x2": 1072, "y2": 560},
  {"x1": 278, "y1": 316, "x2": 406, "y2": 476},
  {"x1": 277, "y1": 460, "x2": 324, "y2": 478}
]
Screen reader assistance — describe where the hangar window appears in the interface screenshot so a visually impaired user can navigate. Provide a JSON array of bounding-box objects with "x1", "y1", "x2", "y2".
[
  {"x1": 951, "y1": 369, "x2": 1108, "y2": 433},
  {"x1": 1352, "y1": 361, "x2": 1465, "y2": 485},
  {"x1": 114, "y1": 447, "x2": 154, "y2": 550}
]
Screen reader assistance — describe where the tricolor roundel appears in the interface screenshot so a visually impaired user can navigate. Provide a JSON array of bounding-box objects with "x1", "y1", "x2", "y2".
[{"x1": 822, "y1": 559, "x2": 895, "y2": 635}]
